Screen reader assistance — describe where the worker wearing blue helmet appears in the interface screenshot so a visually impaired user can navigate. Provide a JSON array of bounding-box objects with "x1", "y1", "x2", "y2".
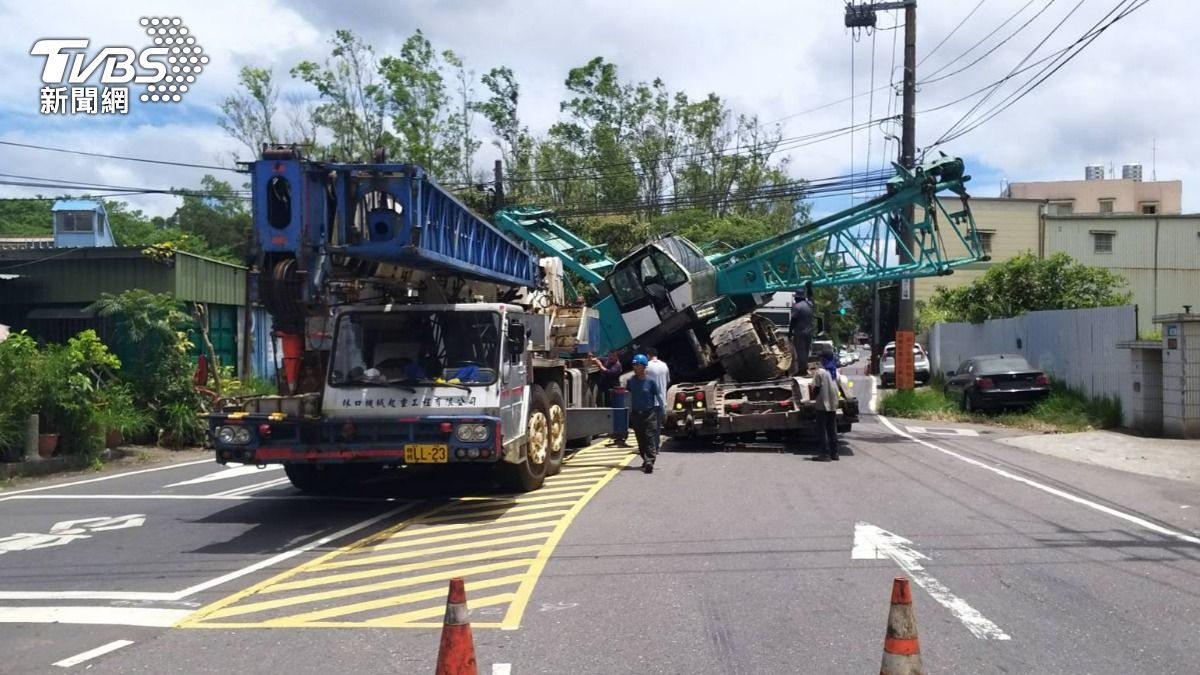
[{"x1": 627, "y1": 353, "x2": 661, "y2": 473}]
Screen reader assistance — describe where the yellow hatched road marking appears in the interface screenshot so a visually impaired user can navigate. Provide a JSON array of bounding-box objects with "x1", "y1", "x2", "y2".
[
  {"x1": 199, "y1": 559, "x2": 533, "y2": 621},
  {"x1": 379, "y1": 508, "x2": 572, "y2": 535},
  {"x1": 363, "y1": 592, "x2": 517, "y2": 626},
  {"x1": 265, "y1": 544, "x2": 545, "y2": 593},
  {"x1": 426, "y1": 498, "x2": 583, "y2": 521},
  {"x1": 366, "y1": 520, "x2": 559, "y2": 553},
  {"x1": 179, "y1": 437, "x2": 635, "y2": 630},
  {"x1": 259, "y1": 573, "x2": 528, "y2": 625},
  {"x1": 452, "y1": 488, "x2": 591, "y2": 507},
  {"x1": 313, "y1": 531, "x2": 553, "y2": 571}
]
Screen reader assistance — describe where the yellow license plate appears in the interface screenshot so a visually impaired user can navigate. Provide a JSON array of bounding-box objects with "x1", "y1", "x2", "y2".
[{"x1": 404, "y1": 444, "x2": 449, "y2": 464}]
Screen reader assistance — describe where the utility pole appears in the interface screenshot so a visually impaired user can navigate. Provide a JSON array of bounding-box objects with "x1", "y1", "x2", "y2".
[
  {"x1": 846, "y1": 0, "x2": 917, "y2": 389},
  {"x1": 493, "y1": 159, "x2": 506, "y2": 214}
]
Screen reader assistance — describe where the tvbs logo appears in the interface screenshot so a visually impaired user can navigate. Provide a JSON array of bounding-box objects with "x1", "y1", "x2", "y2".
[{"x1": 31, "y1": 17, "x2": 206, "y2": 115}]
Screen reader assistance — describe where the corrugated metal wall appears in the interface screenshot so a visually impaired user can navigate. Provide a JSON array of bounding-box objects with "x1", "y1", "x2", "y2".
[
  {"x1": 1045, "y1": 216, "x2": 1200, "y2": 332},
  {"x1": 250, "y1": 305, "x2": 280, "y2": 384},
  {"x1": 173, "y1": 253, "x2": 246, "y2": 305},
  {"x1": 929, "y1": 305, "x2": 1137, "y2": 426}
]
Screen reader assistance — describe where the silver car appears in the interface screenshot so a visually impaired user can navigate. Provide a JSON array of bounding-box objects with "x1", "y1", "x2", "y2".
[{"x1": 880, "y1": 341, "x2": 931, "y2": 387}]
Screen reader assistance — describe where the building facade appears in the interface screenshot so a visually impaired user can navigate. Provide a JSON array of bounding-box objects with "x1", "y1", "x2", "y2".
[
  {"x1": 1044, "y1": 215, "x2": 1200, "y2": 333},
  {"x1": 914, "y1": 197, "x2": 1045, "y2": 304},
  {"x1": 1005, "y1": 165, "x2": 1181, "y2": 216}
]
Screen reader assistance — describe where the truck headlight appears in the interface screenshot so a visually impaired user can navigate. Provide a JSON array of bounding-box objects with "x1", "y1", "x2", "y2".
[
  {"x1": 456, "y1": 423, "x2": 490, "y2": 442},
  {"x1": 217, "y1": 426, "x2": 252, "y2": 445}
]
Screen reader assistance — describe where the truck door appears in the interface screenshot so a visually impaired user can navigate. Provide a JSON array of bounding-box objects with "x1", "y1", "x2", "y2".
[{"x1": 500, "y1": 320, "x2": 529, "y2": 443}]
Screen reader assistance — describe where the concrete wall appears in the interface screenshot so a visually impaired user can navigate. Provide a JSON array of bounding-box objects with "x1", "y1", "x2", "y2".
[
  {"x1": 1007, "y1": 179, "x2": 1182, "y2": 215},
  {"x1": 914, "y1": 198, "x2": 1044, "y2": 304},
  {"x1": 929, "y1": 305, "x2": 1137, "y2": 426},
  {"x1": 1158, "y1": 316, "x2": 1200, "y2": 438},
  {"x1": 1045, "y1": 216, "x2": 1200, "y2": 333}
]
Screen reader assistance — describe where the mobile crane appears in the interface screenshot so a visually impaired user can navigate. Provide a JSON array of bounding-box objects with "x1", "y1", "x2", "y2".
[
  {"x1": 492, "y1": 155, "x2": 985, "y2": 440},
  {"x1": 207, "y1": 146, "x2": 621, "y2": 493}
]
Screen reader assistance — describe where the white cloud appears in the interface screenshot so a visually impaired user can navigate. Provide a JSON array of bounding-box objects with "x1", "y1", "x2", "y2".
[{"x1": 1, "y1": 0, "x2": 1196, "y2": 220}]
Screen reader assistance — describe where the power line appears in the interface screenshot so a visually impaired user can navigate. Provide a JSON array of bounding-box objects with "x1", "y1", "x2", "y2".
[
  {"x1": 931, "y1": 0, "x2": 1148, "y2": 148},
  {"x1": 919, "y1": 0, "x2": 1054, "y2": 86},
  {"x1": 0, "y1": 140, "x2": 240, "y2": 173},
  {"x1": 918, "y1": 0, "x2": 989, "y2": 67}
]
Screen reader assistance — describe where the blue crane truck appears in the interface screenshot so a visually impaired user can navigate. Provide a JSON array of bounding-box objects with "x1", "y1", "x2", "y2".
[{"x1": 207, "y1": 146, "x2": 621, "y2": 493}]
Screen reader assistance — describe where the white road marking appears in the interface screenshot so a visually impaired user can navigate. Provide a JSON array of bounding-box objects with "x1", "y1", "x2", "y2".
[
  {"x1": 878, "y1": 415, "x2": 1200, "y2": 546},
  {"x1": 0, "y1": 515, "x2": 146, "y2": 555},
  {"x1": 493, "y1": 664, "x2": 512, "y2": 675},
  {"x1": 0, "y1": 501, "x2": 419, "y2": 604},
  {"x1": 164, "y1": 464, "x2": 282, "y2": 487},
  {"x1": 905, "y1": 425, "x2": 980, "y2": 437},
  {"x1": 53, "y1": 639, "x2": 135, "y2": 668},
  {"x1": 867, "y1": 377, "x2": 879, "y2": 413},
  {"x1": 0, "y1": 459, "x2": 213, "y2": 500},
  {"x1": 210, "y1": 477, "x2": 292, "y2": 497},
  {"x1": 0, "y1": 606, "x2": 188, "y2": 627},
  {"x1": 853, "y1": 522, "x2": 1011, "y2": 640}
]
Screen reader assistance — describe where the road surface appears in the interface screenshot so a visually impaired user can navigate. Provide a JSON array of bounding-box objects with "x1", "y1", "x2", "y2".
[{"x1": 2, "y1": 366, "x2": 1198, "y2": 673}]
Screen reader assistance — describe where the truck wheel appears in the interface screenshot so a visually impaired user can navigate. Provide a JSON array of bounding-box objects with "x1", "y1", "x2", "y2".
[
  {"x1": 500, "y1": 384, "x2": 550, "y2": 492},
  {"x1": 284, "y1": 463, "x2": 338, "y2": 494},
  {"x1": 544, "y1": 382, "x2": 567, "y2": 476}
]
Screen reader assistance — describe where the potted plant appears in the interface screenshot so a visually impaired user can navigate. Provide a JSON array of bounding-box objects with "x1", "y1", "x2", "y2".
[{"x1": 95, "y1": 383, "x2": 150, "y2": 449}]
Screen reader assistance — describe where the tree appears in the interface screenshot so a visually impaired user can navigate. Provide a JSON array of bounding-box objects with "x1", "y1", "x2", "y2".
[
  {"x1": 163, "y1": 175, "x2": 251, "y2": 260},
  {"x1": 292, "y1": 30, "x2": 392, "y2": 162},
  {"x1": 219, "y1": 66, "x2": 279, "y2": 160},
  {"x1": 927, "y1": 252, "x2": 1132, "y2": 324},
  {"x1": 378, "y1": 31, "x2": 482, "y2": 182},
  {"x1": 473, "y1": 66, "x2": 533, "y2": 197}
]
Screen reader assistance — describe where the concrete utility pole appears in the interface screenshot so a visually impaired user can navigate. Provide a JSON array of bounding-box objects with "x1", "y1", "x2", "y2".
[{"x1": 846, "y1": 0, "x2": 917, "y2": 389}]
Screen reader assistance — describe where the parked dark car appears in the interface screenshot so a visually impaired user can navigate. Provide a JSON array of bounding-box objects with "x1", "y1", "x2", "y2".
[{"x1": 944, "y1": 354, "x2": 1051, "y2": 412}]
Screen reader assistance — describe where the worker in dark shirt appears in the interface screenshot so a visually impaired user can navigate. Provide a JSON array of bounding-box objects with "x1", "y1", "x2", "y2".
[
  {"x1": 627, "y1": 354, "x2": 661, "y2": 474},
  {"x1": 590, "y1": 351, "x2": 629, "y2": 447},
  {"x1": 789, "y1": 289, "x2": 814, "y2": 375}
]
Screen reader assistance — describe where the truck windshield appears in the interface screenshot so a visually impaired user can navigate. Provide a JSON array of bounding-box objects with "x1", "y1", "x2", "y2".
[{"x1": 329, "y1": 310, "x2": 501, "y2": 387}]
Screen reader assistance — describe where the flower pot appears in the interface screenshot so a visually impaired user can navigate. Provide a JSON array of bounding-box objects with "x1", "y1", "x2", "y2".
[
  {"x1": 38, "y1": 433, "x2": 59, "y2": 458},
  {"x1": 105, "y1": 430, "x2": 123, "y2": 449}
]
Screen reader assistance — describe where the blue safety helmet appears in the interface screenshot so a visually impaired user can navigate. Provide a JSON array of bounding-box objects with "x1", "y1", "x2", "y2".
[{"x1": 632, "y1": 354, "x2": 649, "y2": 366}]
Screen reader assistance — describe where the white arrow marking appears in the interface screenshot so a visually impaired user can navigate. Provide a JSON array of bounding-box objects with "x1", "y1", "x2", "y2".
[
  {"x1": 853, "y1": 522, "x2": 1011, "y2": 640},
  {"x1": 165, "y1": 464, "x2": 282, "y2": 487}
]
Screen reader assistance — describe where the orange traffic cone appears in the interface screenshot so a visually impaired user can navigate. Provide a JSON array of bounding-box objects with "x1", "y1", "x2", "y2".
[
  {"x1": 435, "y1": 577, "x2": 478, "y2": 675},
  {"x1": 880, "y1": 576, "x2": 924, "y2": 675}
]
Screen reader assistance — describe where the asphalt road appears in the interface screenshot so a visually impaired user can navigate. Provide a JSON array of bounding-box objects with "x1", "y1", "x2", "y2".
[{"x1": 2, "y1": 367, "x2": 1198, "y2": 674}]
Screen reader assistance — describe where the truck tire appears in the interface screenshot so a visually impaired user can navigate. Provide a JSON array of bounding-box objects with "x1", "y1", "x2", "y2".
[
  {"x1": 544, "y1": 382, "x2": 567, "y2": 476},
  {"x1": 284, "y1": 463, "x2": 339, "y2": 494},
  {"x1": 500, "y1": 384, "x2": 550, "y2": 492},
  {"x1": 711, "y1": 314, "x2": 789, "y2": 382}
]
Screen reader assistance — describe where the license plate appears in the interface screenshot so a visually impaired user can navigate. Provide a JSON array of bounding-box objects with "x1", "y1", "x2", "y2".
[{"x1": 404, "y1": 444, "x2": 448, "y2": 464}]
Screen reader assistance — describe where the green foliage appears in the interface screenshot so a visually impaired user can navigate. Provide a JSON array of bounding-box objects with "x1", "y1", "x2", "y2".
[
  {"x1": 928, "y1": 252, "x2": 1132, "y2": 324},
  {"x1": 94, "y1": 382, "x2": 154, "y2": 440},
  {"x1": 89, "y1": 290, "x2": 205, "y2": 447},
  {"x1": 219, "y1": 66, "x2": 279, "y2": 158},
  {"x1": 0, "y1": 200, "x2": 53, "y2": 236},
  {"x1": 158, "y1": 176, "x2": 250, "y2": 260},
  {"x1": 880, "y1": 377, "x2": 1122, "y2": 433},
  {"x1": 291, "y1": 29, "x2": 393, "y2": 162},
  {"x1": 159, "y1": 401, "x2": 205, "y2": 450}
]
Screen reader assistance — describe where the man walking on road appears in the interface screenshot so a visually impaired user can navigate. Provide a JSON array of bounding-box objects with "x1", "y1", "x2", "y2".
[
  {"x1": 627, "y1": 354, "x2": 661, "y2": 474},
  {"x1": 811, "y1": 346, "x2": 840, "y2": 462},
  {"x1": 645, "y1": 346, "x2": 670, "y2": 425}
]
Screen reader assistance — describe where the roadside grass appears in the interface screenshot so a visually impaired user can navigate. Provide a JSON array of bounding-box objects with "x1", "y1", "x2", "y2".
[{"x1": 879, "y1": 376, "x2": 1121, "y2": 433}]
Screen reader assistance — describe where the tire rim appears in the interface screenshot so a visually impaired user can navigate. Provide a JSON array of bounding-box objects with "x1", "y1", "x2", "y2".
[
  {"x1": 548, "y1": 404, "x2": 566, "y2": 455},
  {"x1": 528, "y1": 411, "x2": 549, "y2": 465}
]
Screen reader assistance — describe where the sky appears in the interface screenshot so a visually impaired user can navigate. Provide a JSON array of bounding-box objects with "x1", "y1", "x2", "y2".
[{"x1": 0, "y1": 0, "x2": 1190, "y2": 221}]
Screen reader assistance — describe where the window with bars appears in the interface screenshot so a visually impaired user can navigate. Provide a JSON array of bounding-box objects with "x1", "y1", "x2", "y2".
[
  {"x1": 1093, "y1": 232, "x2": 1114, "y2": 254},
  {"x1": 977, "y1": 231, "x2": 994, "y2": 255},
  {"x1": 1140, "y1": 202, "x2": 1159, "y2": 215},
  {"x1": 1099, "y1": 199, "x2": 1114, "y2": 214}
]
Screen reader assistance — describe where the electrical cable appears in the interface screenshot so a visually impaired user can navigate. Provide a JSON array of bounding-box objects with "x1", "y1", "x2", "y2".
[{"x1": 0, "y1": 140, "x2": 240, "y2": 173}]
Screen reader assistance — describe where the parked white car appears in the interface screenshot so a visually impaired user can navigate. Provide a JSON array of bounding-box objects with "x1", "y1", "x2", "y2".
[{"x1": 879, "y1": 341, "x2": 931, "y2": 387}]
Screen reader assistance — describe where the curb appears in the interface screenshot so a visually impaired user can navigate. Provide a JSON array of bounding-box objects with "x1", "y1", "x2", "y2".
[{"x1": 0, "y1": 447, "x2": 133, "y2": 481}]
